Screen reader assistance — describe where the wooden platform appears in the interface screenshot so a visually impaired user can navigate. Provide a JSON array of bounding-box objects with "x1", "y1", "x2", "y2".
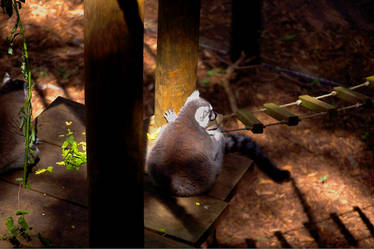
[
  {"x1": 0, "y1": 97, "x2": 88, "y2": 248},
  {"x1": 0, "y1": 97, "x2": 253, "y2": 247}
]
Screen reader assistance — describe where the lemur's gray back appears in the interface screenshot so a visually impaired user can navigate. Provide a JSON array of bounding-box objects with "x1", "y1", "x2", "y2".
[
  {"x1": 147, "y1": 90, "x2": 290, "y2": 197},
  {"x1": 0, "y1": 73, "x2": 39, "y2": 174},
  {"x1": 147, "y1": 90, "x2": 225, "y2": 196}
]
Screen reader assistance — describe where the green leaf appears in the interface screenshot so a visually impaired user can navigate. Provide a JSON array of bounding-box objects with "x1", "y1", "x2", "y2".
[
  {"x1": 281, "y1": 34, "x2": 296, "y2": 40},
  {"x1": 15, "y1": 210, "x2": 29, "y2": 216},
  {"x1": 158, "y1": 228, "x2": 166, "y2": 235},
  {"x1": 320, "y1": 174, "x2": 328, "y2": 183},
  {"x1": 38, "y1": 233, "x2": 53, "y2": 248},
  {"x1": 5, "y1": 217, "x2": 18, "y2": 237},
  {"x1": 18, "y1": 216, "x2": 29, "y2": 233},
  {"x1": 217, "y1": 68, "x2": 226, "y2": 74},
  {"x1": 35, "y1": 168, "x2": 47, "y2": 175},
  {"x1": 207, "y1": 69, "x2": 216, "y2": 77},
  {"x1": 63, "y1": 71, "x2": 72, "y2": 79},
  {"x1": 311, "y1": 79, "x2": 321, "y2": 87},
  {"x1": 361, "y1": 131, "x2": 370, "y2": 141},
  {"x1": 256, "y1": 236, "x2": 267, "y2": 242},
  {"x1": 200, "y1": 78, "x2": 210, "y2": 86}
]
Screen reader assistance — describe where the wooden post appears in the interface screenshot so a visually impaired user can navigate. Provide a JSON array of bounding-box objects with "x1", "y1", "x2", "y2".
[
  {"x1": 84, "y1": 0, "x2": 144, "y2": 247},
  {"x1": 154, "y1": 0, "x2": 201, "y2": 127},
  {"x1": 231, "y1": 0, "x2": 262, "y2": 62}
]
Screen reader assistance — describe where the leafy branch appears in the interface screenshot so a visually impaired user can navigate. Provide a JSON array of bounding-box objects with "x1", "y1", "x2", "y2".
[
  {"x1": 56, "y1": 123, "x2": 87, "y2": 171},
  {"x1": 1, "y1": 209, "x2": 53, "y2": 247},
  {"x1": 2, "y1": 0, "x2": 35, "y2": 188}
]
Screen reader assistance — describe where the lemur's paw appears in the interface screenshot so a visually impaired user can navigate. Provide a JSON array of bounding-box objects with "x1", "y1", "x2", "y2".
[{"x1": 164, "y1": 109, "x2": 177, "y2": 122}]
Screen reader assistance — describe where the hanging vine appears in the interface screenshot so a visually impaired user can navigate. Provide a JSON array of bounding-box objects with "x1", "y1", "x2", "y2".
[{"x1": 1, "y1": 0, "x2": 35, "y2": 188}]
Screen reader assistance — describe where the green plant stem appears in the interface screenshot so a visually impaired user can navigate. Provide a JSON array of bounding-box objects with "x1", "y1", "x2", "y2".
[{"x1": 12, "y1": 0, "x2": 33, "y2": 188}]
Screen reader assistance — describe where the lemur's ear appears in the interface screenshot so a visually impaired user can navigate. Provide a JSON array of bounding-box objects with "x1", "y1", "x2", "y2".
[
  {"x1": 185, "y1": 90, "x2": 199, "y2": 104},
  {"x1": 2, "y1": 72, "x2": 10, "y2": 86}
]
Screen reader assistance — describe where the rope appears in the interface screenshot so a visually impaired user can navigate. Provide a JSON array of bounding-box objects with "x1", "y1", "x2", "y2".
[
  {"x1": 248, "y1": 79, "x2": 368, "y2": 114},
  {"x1": 262, "y1": 63, "x2": 343, "y2": 87},
  {"x1": 221, "y1": 80, "x2": 371, "y2": 133}
]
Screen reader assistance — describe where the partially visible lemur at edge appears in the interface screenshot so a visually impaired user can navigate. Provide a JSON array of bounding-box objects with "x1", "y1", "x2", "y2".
[
  {"x1": 147, "y1": 90, "x2": 290, "y2": 197},
  {"x1": 0, "y1": 73, "x2": 39, "y2": 174}
]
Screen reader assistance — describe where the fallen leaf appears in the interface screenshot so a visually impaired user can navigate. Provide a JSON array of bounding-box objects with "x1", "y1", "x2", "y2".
[
  {"x1": 258, "y1": 178, "x2": 274, "y2": 184},
  {"x1": 256, "y1": 237, "x2": 267, "y2": 242},
  {"x1": 147, "y1": 127, "x2": 161, "y2": 141},
  {"x1": 35, "y1": 168, "x2": 47, "y2": 175},
  {"x1": 320, "y1": 174, "x2": 328, "y2": 183},
  {"x1": 283, "y1": 165, "x2": 293, "y2": 171}
]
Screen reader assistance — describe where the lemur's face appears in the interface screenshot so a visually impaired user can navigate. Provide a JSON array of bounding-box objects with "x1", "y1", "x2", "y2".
[{"x1": 195, "y1": 104, "x2": 216, "y2": 128}]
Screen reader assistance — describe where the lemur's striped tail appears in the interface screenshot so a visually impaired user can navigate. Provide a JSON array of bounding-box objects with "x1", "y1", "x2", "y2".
[{"x1": 224, "y1": 133, "x2": 291, "y2": 183}]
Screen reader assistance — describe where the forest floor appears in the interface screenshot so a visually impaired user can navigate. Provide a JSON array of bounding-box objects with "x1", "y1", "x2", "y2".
[{"x1": 1, "y1": 0, "x2": 374, "y2": 247}]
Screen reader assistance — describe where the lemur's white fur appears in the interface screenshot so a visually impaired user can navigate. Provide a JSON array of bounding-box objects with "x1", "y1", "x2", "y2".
[
  {"x1": 146, "y1": 90, "x2": 224, "y2": 196},
  {"x1": 2, "y1": 72, "x2": 10, "y2": 86}
]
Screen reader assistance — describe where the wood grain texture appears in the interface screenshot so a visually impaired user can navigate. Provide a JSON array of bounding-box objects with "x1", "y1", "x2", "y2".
[
  {"x1": 208, "y1": 153, "x2": 253, "y2": 201},
  {"x1": 144, "y1": 229, "x2": 192, "y2": 248},
  {"x1": 154, "y1": 0, "x2": 200, "y2": 127},
  {"x1": 84, "y1": 1, "x2": 144, "y2": 245},
  {"x1": 0, "y1": 142, "x2": 88, "y2": 207},
  {"x1": 36, "y1": 97, "x2": 85, "y2": 147},
  {"x1": 0, "y1": 180, "x2": 88, "y2": 247},
  {"x1": 144, "y1": 175, "x2": 227, "y2": 245}
]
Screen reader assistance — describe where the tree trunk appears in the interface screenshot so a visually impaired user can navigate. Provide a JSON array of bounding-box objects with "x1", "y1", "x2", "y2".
[{"x1": 154, "y1": 0, "x2": 201, "y2": 127}]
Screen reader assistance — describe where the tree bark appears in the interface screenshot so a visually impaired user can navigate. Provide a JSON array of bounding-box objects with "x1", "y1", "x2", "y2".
[{"x1": 154, "y1": 0, "x2": 201, "y2": 127}]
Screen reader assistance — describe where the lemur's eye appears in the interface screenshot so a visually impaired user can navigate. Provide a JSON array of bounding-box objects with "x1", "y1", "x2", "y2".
[{"x1": 209, "y1": 110, "x2": 216, "y2": 121}]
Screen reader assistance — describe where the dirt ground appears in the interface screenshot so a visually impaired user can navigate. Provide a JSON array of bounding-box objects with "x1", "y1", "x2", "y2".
[{"x1": 1, "y1": 0, "x2": 374, "y2": 247}]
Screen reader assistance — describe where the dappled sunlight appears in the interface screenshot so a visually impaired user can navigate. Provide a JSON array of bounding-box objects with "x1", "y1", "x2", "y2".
[{"x1": 0, "y1": 0, "x2": 84, "y2": 118}]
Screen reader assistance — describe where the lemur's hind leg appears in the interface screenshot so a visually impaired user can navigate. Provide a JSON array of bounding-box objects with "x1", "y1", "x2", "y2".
[{"x1": 164, "y1": 109, "x2": 177, "y2": 123}]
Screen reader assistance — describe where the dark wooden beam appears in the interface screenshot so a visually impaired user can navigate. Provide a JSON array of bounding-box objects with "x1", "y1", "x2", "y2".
[
  {"x1": 231, "y1": 0, "x2": 262, "y2": 62},
  {"x1": 84, "y1": 0, "x2": 144, "y2": 247},
  {"x1": 154, "y1": 0, "x2": 201, "y2": 127}
]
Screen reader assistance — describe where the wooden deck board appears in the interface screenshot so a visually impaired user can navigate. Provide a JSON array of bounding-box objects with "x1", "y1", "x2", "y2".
[
  {"x1": 0, "y1": 97, "x2": 254, "y2": 247},
  {"x1": 144, "y1": 229, "x2": 193, "y2": 248},
  {"x1": 36, "y1": 96, "x2": 86, "y2": 147},
  {"x1": 144, "y1": 175, "x2": 227, "y2": 245},
  {"x1": 0, "y1": 179, "x2": 88, "y2": 247},
  {"x1": 0, "y1": 142, "x2": 88, "y2": 207},
  {"x1": 208, "y1": 153, "x2": 253, "y2": 201}
]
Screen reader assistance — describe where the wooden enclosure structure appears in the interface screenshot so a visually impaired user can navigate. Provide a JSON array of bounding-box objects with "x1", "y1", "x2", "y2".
[
  {"x1": 84, "y1": 0, "x2": 144, "y2": 247},
  {"x1": 235, "y1": 77, "x2": 374, "y2": 134},
  {"x1": 231, "y1": 0, "x2": 262, "y2": 62},
  {"x1": 154, "y1": 0, "x2": 201, "y2": 127}
]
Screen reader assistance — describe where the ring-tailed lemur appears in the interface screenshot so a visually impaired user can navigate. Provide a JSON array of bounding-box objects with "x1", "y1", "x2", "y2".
[
  {"x1": 146, "y1": 90, "x2": 290, "y2": 196},
  {"x1": 0, "y1": 73, "x2": 39, "y2": 174}
]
